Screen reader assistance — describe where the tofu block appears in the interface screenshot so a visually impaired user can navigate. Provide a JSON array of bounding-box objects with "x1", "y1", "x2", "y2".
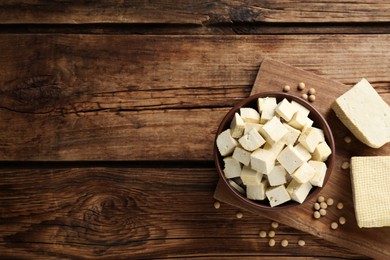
[
  {"x1": 263, "y1": 141, "x2": 285, "y2": 162},
  {"x1": 294, "y1": 143, "x2": 312, "y2": 161},
  {"x1": 246, "y1": 180, "x2": 268, "y2": 200},
  {"x1": 268, "y1": 165, "x2": 287, "y2": 186},
  {"x1": 302, "y1": 118, "x2": 314, "y2": 133},
  {"x1": 216, "y1": 129, "x2": 238, "y2": 156},
  {"x1": 230, "y1": 112, "x2": 245, "y2": 138},
  {"x1": 261, "y1": 116, "x2": 288, "y2": 145},
  {"x1": 289, "y1": 111, "x2": 310, "y2": 130},
  {"x1": 282, "y1": 123, "x2": 301, "y2": 145},
  {"x1": 332, "y1": 78, "x2": 390, "y2": 148},
  {"x1": 290, "y1": 100, "x2": 310, "y2": 117},
  {"x1": 277, "y1": 145, "x2": 306, "y2": 174},
  {"x1": 238, "y1": 128, "x2": 266, "y2": 151},
  {"x1": 250, "y1": 148, "x2": 275, "y2": 174},
  {"x1": 223, "y1": 157, "x2": 242, "y2": 179},
  {"x1": 244, "y1": 123, "x2": 263, "y2": 135},
  {"x1": 351, "y1": 156, "x2": 390, "y2": 227},
  {"x1": 240, "y1": 107, "x2": 260, "y2": 123},
  {"x1": 232, "y1": 146, "x2": 251, "y2": 166},
  {"x1": 240, "y1": 165, "x2": 263, "y2": 185},
  {"x1": 266, "y1": 185, "x2": 291, "y2": 207},
  {"x1": 298, "y1": 127, "x2": 323, "y2": 153},
  {"x1": 275, "y1": 98, "x2": 296, "y2": 122},
  {"x1": 287, "y1": 179, "x2": 312, "y2": 204},
  {"x1": 258, "y1": 97, "x2": 277, "y2": 123},
  {"x1": 291, "y1": 162, "x2": 316, "y2": 184},
  {"x1": 229, "y1": 180, "x2": 245, "y2": 194},
  {"x1": 312, "y1": 142, "x2": 332, "y2": 161},
  {"x1": 312, "y1": 127, "x2": 325, "y2": 143},
  {"x1": 308, "y1": 160, "x2": 327, "y2": 187}
]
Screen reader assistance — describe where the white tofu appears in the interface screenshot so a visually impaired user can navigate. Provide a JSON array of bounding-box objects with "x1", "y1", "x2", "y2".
[
  {"x1": 216, "y1": 129, "x2": 238, "y2": 156},
  {"x1": 243, "y1": 123, "x2": 263, "y2": 135},
  {"x1": 261, "y1": 116, "x2": 288, "y2": 145},
  {"x1": 302, "y1": 118, "x2": 314, "y2": 133},
  {"x1": 240, "y1": 165, "x2": 263, "y2": 185},
  {"x1": 275, "y1": 98, "x2": 296, "y2": 122},
  {"x1": 290, "y1": 100, "x2": 310, "y2": 117},
  {"x1": 298, "y1": 127, "x2": 323, "y2": 153},
  {"x1": 223, "y1": 157, "x2": 242, "y2": 179},
  {"x1": 268, "y1": 165, "x2": 287, "y2": 186},
  {"x1": 308, "y1": 160, "x2": 327, "y2": 187},
  {"x1": 229, "y1": 180, "x2": 245, "y2": 194},
  {"x1": 259, "y1": 97, "x2": 277, "y2": 123},
  {"x1": 291, "y1": 162, "x2": 316, "y2": 184},
  {"x1": 240, "y1": 107, "x2": 260, "y2": 123},
  {"x1": 332, "y1": 78, "x2": 390, "y2": 148},
  {"x1": 286, "y1": 179, "x2": 312, "y2": 204},
  {"x1": 246, "y1": 179, "x2": 268, "y2": 200},
  {"x1": 289, "y1": 111, "x2": 310, "y2": 130},
  {"x1": 294, "y1": 143, "x2": 312, "y2": 161},
  {"x1": 312, "y1": 142, "x2": 332, "y2": 162},
  {"x1": 282, "y1": 123, "x2": 301, "y2": 145},
  {"x1": 263, "y1": 141, "x2": 285, "y2": 162},
  {"x1": 230, "y1": 112, "x2": 245, "y2": 138},
  {"x1": 277, "y1": 144, "x2": 306, "y2": 174},
  {"x1": 311, "y1": 127, "x2": 325, "y2": 143},
  {"x1": 250, "y1": 148, "x2": 275, "y2": 174},
  {"x1": 266, "y1": 185, "x2": 291, "y2": 207},
  {"x1": 232, "y1": 146, "x2": 251, "y2": 166},
  {"x1": 238, "y1": 128, "x2": 266, "y2": 151}
]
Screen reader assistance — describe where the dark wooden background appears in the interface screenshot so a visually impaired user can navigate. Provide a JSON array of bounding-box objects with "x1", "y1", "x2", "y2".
[{"x1": 2, "y1": 1, "x2": 390, "y2": 259}]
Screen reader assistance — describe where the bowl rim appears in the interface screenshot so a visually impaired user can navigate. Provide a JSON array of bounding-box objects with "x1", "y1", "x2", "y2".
[{"x1": 213, "y1": 91, "x2": 335, "y2": 210}]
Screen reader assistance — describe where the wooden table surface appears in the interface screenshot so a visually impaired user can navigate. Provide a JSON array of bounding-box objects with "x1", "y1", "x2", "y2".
[{"x1": 1, "y1": 1, "x2": 390, "y2": 259}]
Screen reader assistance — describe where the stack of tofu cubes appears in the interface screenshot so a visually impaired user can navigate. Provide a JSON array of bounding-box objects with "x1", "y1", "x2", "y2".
[{"x1": 216, "y1": 97, "x2": 332, "y2": 207}]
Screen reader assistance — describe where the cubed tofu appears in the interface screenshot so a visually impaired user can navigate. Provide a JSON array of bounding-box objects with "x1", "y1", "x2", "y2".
[
  {"x1": 240, "y1": 107, "x2": 260, "y2": 123},
  {"x1": 232, "y1": 146, "x2": 251, "y2": 166},
  {"x1": 294, "y1": 143, "x2": 312, "y2": 161},
  {"x1": 277, "y1": 145, "x2": 306, "y2": 174},
  {"x1": 312, "y1": 142, "x2": 332, "y2": 161},
  {"x1": 290, "y1": 100, "x2": 310, "y2": 117},
  {"x1": 230, "y1": 112, "x2": 245, "y2": 138},
  {"x1": 266, "y1": 185, "x2": 291, "y2": 207},
  {"x1": 289, "y1": 111, "x2": 310, "y2": 130},
  {"x1": 229, "y1": 180, "x2": 245, "y2": 194},
  {"x1": 308, "y1": 160, "x2": 327, "y2": 187},
  {"x1": 216, "y1": 129, "x2": 238, "y2": 156},
  {"x1": 250, "y1": 148, "x2": 275, "y2": 174},
  {"x1": 291, "y1": 162, "x2": 316, "y2": 183},
  {"x1": 263, "y1": 141, "x2": 286, "y2": 162},
  {"x1": 298, "y1": 127, "x2": 323, "y2": 153},
  {"x1": 259, "y1": 97, "x2": 277, "y2": 123},
  {"x1": 240, "y1": 165, "x2": 263, "y2": 185},
  {"x1": 302, "y1": 118, "x2": 314, "y2": 133},
  {"x1": 261, "y1": 116, "x2": 288, "y2": 145},
  {"x1": 286, "y1": 179, "x2": 312, "y2": 204},
  {"x1": 246, "y1": 179, "x2": 268, "y2": 200},
  {"x1": 311, "y1": 127, "x2": 325, "y2": 143},
  {"x1": 282, "y1": 123, "x2": 301, "y2": 145},
  {"x1": 238, "y1": 128, "x2": 266, "y2": 151},
  {"x1": 275, "y1": 98, "x2": 297, "y2": 122},
  {"x1": 244, "y1": 123, "x2": 263, "y2": 135},
  {"x1": 223, "y1": 157, "x2": 242, "y2": 179},
  {"x1": 268, "y1": 165, "x2": 287, "y2": 186}
]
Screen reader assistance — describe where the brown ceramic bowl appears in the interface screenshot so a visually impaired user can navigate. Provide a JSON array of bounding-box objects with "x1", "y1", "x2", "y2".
[{"x1": 214, "y1": 92, "x2": 335, "y2": 210}]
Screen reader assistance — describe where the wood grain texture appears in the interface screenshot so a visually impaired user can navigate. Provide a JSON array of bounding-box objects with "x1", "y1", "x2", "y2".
[
  {"x1": 0, "y1": 167, "x2": 369, "y2": 259},
  {"x1": 1, "y1": 34, "x2": 390, "y2": 161},
  {"x1": 1, "y1": 1, "x2": 390, "y2": 24},
  {"x1": 215, "y1": 59, "x2": 390, "y2": 260}
]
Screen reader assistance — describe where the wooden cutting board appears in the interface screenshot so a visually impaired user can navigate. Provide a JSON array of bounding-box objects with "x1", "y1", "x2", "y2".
[{"x1": 214, "y1": 59, "x2": 390, "y2": 260}]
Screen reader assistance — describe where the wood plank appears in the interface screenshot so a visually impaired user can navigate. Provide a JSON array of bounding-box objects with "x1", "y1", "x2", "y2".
[
  {"x1": 1, "y1": 34, "x2": 390, "y2": 161},
  {"x1": 0, "y1": 167, "x2": 369, "y2": 259},
  {"x1": 215, "y1": 59, "x2": 390, "y2": 260},
  {"x1": 1, "y1": 1, "x2": 390, "y2": 24}
]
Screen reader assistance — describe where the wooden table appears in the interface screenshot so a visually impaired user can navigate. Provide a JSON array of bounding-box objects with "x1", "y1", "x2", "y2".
[{"x1": 1, "y1": 2, "x2": 389, "y2": 259}]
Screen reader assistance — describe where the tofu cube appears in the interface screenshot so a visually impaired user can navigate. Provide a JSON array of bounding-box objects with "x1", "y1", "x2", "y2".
[
  {"x1": 259, "y1": 97, "x2": 277, "y2": 123},
  {"x1": 238, "y1": 128, "x2": 266, "y2": 151},
  {"x1": 244, "y1": 123, "x2": 263, "y2": 135},
  {"x1": 246, "y1": 179, "x2": 268, "y2": 200},
  {"x1": 250, "y1": 148, "x2": 275, "y2": 174},
  {"x1": 275, "y1": 98, "x2": 297, "y2": 122},
  {"x1": 266, "y1": 185, "x2": 291, "y2": 207},
  {"x1": 282, "y1": 123, "x2": 301, "y2": 145},
  {"x1": 232, "y1": 146, "x2": 251, "y2": 166},
  {"x1": 277, "y1": 145, "x2": 306, "y2": 174},
  {"x1": 286, "y1": 179, "x2": 313, "y2": 204},
  {"x1": 290, "y1": 100, "x2": 310, "y2": 117},
  {"x1": 240, "y1": 107, "x2": 260, "y2": 123},
  {"x1": 230, "y1": 112, "x2": 245, "y2": 138},
  {"x1": 240, "y1": 165, "x2": 263, "y2": 185},
  {"x1": 298, "y1": 127, "x2": 323, "y2": 153},
  {"x1": 312, "y1": 127, "x2": 325, "y2": 143},
  {"x1": 216, "y1": 129, "x2": 238, "y2": 156},
  {"x1": 302, "y1": 118, "x2": 314, "y2": 133},
  {"x1": 308, "y1": 160, "x2": 327, "y2": 187},
  {"x1": 312, "y1": 142, "x2": 332, "y2": 161},
  {"x1": 291, "y1": 162, "x2": 316, "y2": 183},
  {"x1": 289, "y1": 111, "x2": 310, "y2": 130},
  {"x1": 223, "y1": 157, "x2": 242, "y2": 179},
  {"x1": 261, "y1": 116, "x2": 288, "y2": 145},
  {"x1": 229, "y1": 180, "x2": 245, "y2": 194},
  {"x1": 263, "y1": 141, "x2": 286, "y2": 162},
  {"x1": 294, "y1": 143, "x2": 312, "y2": 161},
  {"x1": 268, "y1": 165, "x2": 287, "y2": 186}
]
